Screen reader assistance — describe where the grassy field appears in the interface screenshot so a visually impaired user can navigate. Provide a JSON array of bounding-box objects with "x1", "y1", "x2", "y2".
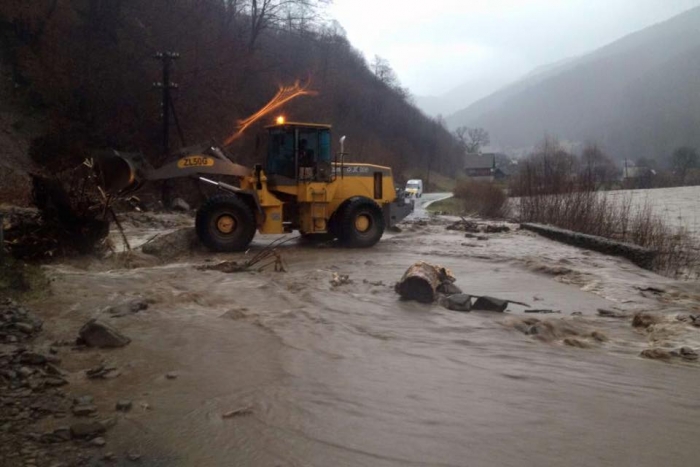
[{"x1": 426, "y1": 197, "x2": 463, "y2": 215}]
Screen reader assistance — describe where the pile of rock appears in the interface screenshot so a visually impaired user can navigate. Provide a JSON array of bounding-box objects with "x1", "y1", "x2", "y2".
[
  {"x1": 0, "y1": 299, "x2": 131, "y2": 466},
  {"x1": 0, "y1": 298, "x2": 43, "y2": 343},
  {"x1": 0, "y1": 347, "x2": 67, "y2": 391}
]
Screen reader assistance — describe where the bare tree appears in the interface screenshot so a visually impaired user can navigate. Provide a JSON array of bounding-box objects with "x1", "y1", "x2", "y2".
[
  {"x1": 372, "y1": 55, "x2": 399, "y2": 87},
  {"x1": 454, "y1": 126, "x2": 489, "y2": 153},
  {"x1": 580, "y1": 143, "x2": 619, "y2": 189},
  {"x1": 246, "y1": 0, "x2": 328, "y2": 50},
  {"x1": 671, "y1": 146, "x2": 699, "y2": 182}
]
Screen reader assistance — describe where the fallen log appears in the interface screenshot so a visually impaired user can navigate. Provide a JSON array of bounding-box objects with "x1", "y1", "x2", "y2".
[{"x1": 395, "y1": 261, "x2": 453, "y2": 303}]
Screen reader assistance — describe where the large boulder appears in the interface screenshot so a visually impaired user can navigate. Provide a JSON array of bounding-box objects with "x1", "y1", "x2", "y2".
[{"x1": 78, "y1": 319, "x2": 130, "y2": 348}]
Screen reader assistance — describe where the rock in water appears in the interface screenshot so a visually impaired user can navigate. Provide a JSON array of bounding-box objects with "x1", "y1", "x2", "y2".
[
  {"x1": 78, "y1": 320, "x2": 131, "y2": 348},
  {"x1": 640, "y1": 348, "x2": 672, "y2": 361},
  {"x1": 671, "y1": 347, "x2": 699, "y2": 361},
  {"x1": 472, "y1": 296, "x2": 508, "y2": 312},
  {"x1": 441, "y1": 294, "x2": 472, "y2": 312},
  {"x1": 106, "y1": 299, "x2": 149, "y2": 317},
  {"x1": 632, "y1": 312, "x2": 662, "y2": 329}
]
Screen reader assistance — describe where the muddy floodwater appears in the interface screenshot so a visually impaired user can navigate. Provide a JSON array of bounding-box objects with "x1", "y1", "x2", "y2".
[
  {"x1": 32, "y1": 198, "x2": 700, "y2": 467},
  {"x1": 608, "y1": 185, "x2": 700, "y2": 239}
]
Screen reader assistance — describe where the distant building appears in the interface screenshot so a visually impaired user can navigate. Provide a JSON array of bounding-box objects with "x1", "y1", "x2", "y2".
[
  {"x1": 622, "y1": 161, "x2": 655, "y2": 188},
  {"x1": 464, "y1": 153, "x2": 495, "y2": 180},
  {"x1": 464, "y1": 153, "x2": 511, "y2": 181}
]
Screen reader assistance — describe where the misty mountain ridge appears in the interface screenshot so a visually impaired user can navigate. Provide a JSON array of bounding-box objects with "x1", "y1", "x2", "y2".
[
  {"x1": 446, "y1": 6, "x2": 700, "y2": 162},
  {"x1": 413, "y1": 74, "x2": 517, "y2": 117}
]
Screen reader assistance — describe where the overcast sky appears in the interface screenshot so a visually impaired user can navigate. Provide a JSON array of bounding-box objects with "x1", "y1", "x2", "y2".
[{"x1": 329, "y1": 0, "x2": 700, "y2": 97}]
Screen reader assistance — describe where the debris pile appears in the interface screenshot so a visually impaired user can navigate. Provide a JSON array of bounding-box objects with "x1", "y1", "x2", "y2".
[
  {"x1": 197, "y1": 236, "x2": 290, "y2": 272},
  {"x1": 3, "y1": 171, "x2": 110, "y2": 260},
  {"x1": 446, "y1": 218, "x2": 479, "y2": 233},
  {"x1": 330, "y1": 272, "x2": 352, "y2": 287},
  {"x1": 395, "y1": 262, "x2": 531, "y2": 312},
  {"x1": 445, "y1": 218, "x2": 512, "y2": 235}
]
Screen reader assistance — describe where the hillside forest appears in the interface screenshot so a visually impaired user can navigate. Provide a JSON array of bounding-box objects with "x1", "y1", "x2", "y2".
[{"x1": 0, "y1": 0, "x2": 462, "y2": 204}]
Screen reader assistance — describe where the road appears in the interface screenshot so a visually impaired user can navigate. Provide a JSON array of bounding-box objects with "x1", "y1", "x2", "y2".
[{"x1": 407, "y1": 191, "x2": 452, "y2": 219}]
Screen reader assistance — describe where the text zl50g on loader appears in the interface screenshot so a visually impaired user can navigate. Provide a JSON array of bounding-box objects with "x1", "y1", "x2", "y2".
[{"x1": 97, "y1": 120, "x2": 414, "y2": 251}]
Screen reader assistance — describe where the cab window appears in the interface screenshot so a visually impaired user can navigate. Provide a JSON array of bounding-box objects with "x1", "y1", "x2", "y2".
[
  {"x1": 267, "y1": 128, "x2": 295, "y2": 178},
  {"x1": 298, "y1": 129, "x2": 331, "y2": 166}
]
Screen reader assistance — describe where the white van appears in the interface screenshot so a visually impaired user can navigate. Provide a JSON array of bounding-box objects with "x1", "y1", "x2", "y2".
[{"x1": 405, "y1": 179, "x2": 423, "y2": 198}]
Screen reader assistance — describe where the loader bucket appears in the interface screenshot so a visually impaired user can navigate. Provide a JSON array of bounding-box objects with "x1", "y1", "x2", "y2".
[{"x1": 93, "y1": 151, "x2": 149, "y2": 195}]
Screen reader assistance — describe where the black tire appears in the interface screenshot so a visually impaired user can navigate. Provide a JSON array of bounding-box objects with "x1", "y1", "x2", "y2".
[
  {"x1": 337, "y1": 197, "x2": 385, "y2": 248},
  {"x1": 195, "y1": 195, "x2": 256, "y2": 252}
]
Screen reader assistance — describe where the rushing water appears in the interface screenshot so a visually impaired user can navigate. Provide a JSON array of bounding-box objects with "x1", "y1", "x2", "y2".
[{"x1": 36, "y1": 199, "x2": 700, "y2": 467}]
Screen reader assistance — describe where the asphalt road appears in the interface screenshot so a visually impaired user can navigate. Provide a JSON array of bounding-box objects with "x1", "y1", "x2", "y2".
[{"x1": 407, "y1": 192, "x2": 452, "y2": 219}]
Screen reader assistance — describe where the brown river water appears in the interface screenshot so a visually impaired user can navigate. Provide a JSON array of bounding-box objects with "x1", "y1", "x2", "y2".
[{"x1": 31, "y1": 195, "x2": 700, "y2": 467}]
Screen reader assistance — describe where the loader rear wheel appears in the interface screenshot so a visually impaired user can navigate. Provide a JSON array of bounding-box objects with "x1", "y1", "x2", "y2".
[
  {"x1": 196, "y1": 195, "x2": 256, "y2": 252},
  {"x1": 337, "y1": 198, "x2": 385, "y2": 248}
]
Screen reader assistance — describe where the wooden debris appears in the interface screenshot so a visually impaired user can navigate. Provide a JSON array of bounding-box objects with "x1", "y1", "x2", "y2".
[
  {"x1": 197, "y1": 236, "x2": 292, "y2": 273},
  {"x1": 3, "y1": 168, "x2": 110, "y2": 260},
  {"x1": 395, "y1": 261, "x2": 454, "y2": 303}
]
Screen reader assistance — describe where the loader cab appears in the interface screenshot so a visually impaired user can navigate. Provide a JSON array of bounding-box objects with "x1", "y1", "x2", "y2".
[{"x1": 266, "y1": 121, "x2": 333, "y2": 184}]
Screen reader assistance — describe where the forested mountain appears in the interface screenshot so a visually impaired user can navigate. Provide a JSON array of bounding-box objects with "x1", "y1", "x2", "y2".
[
  {"x1": 447, "y1": 6, "x2": 700, "y2": 162},
  {"x1": 0, "y1": 1, "x2": 460, "y2": 192}
]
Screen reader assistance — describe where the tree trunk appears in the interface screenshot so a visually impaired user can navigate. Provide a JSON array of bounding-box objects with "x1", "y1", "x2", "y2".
[{"x1": 395, "y1": 261, "x2": 446, "y2": 303}]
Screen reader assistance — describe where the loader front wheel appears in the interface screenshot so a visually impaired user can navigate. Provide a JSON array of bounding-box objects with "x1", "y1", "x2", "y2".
[
  {"x1": 196, "y1": 195, "x2": 256, "y2": 252},
  {"x1": 337, "y1": 198, "x2": 385, "y2": 248}
]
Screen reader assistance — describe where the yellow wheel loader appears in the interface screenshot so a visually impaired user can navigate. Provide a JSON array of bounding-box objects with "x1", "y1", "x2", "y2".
[{"x1": 97, "y1": 121, "x2": 414, "y2": 251}]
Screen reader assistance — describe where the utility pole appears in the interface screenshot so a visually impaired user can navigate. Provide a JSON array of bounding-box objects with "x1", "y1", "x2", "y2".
[{"x1": 153, "y1": 51, "x2": 179, "y2": 207}]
